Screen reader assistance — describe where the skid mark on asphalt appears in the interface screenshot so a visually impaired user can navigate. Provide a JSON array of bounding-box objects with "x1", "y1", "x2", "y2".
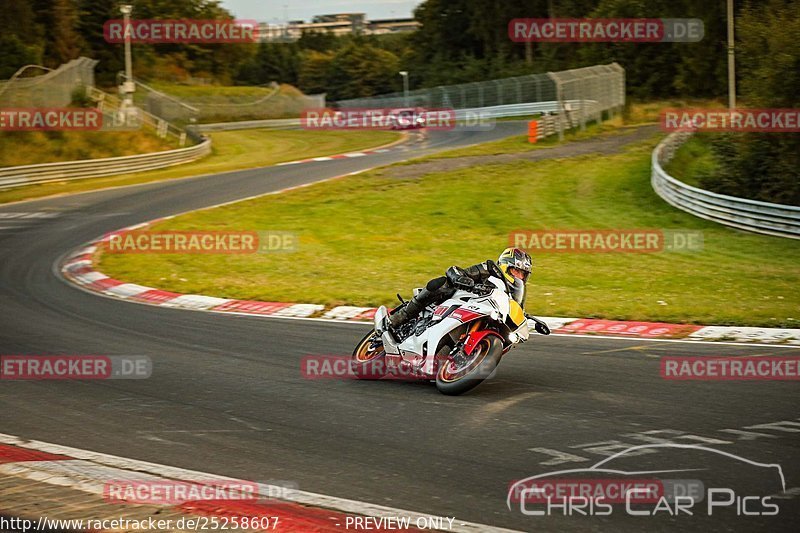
[
  {"x1": 581, "y1": 344, "x2": 653, "y2": 356},
  {"x1": 467, "y1": 391, "x2": 542, "y2": 429},
  {"x1": 581, "y1": 343, "x2": 681, "y2": 359},
  {"x1": 228, "y1": 415, "x2": 265, "y2": 431},
  {"x1": 138, "y1": 428, "x2": 274, "y2": 447}
]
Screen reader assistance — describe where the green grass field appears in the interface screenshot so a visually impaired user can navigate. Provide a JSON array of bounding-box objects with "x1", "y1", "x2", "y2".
[
  {"x1": 0, "y1": 130, "x2": 177, "y2": 167},
  {"x1": 664, "y1": 135, "x2": 718, "y2": 187},
  {"x1": 0, "y1": 129, "x2": 400, "y2": 205},
  {"x1": 97, "y1": 129, "x2": 800, "y2": 327},
  {"x1": 136, "y1": 83, "x2": 318, "y2": 123},
  {"x1": 143, "y1": 82, "x2": 277, "y2": 101}
]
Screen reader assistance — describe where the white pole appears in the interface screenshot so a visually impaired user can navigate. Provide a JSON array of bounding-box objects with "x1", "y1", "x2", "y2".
[
  {"x1": 120, "y1": 4, "x2": 135, "y2": 123},
  {"x1": 399, "y1": 71, "x2": 409, "y2": 106},
  {"x1": 727, "y1": 0, "x2": 736, "y2": 109}
]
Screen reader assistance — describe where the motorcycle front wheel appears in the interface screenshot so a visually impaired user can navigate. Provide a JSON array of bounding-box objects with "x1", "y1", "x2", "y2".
[
  {"x1": 435, "y1": 335, "x2": 503, "y2": 395},
  {"x1": 351, "y1": 330, "x2": 387, "y2": 379}
]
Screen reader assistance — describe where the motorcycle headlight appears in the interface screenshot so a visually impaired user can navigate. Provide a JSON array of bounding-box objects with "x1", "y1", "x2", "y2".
[{"x1": 490, "y1": 310, "x2": 500, "y2": 321}]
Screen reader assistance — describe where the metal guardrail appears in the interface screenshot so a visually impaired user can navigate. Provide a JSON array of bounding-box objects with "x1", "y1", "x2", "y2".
[
  {"x1": 0, "y1": 138, "x2": 212, "y2": 190},
  {"x1": 197, "y1": 118, "x2": 301, "y2": 132},
  {"x1": 88, "y1": 87, "x2": 189, "y2": 145},
  {"x1": 196, "y1": 100, "x2": 597, "y2": 132},
  {"x1": 651, "y1": 132, "x2": 800, "y2": 239},
  {"x1": 0, "y1": 97, "x2": 592, "y2": 191}
]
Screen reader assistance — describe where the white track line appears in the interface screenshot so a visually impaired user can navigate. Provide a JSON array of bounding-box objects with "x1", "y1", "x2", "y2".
[
  {"x1": 0, "y1": 433, "x2": 521, "y2": 533},
  {"x1": 1, "y1": 134, "x2": 409, "y2": 208}
]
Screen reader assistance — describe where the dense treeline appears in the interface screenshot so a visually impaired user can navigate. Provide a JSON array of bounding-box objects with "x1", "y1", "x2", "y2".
[
  {"x1": 0, "y1": 0, "x2": 250, "y2": 84},
  {"x1": 698, "y1": 0, "x2": 800, "y2": 206},
  {"x1": 0, "y1": 0, "x2": 735, "y2": 99},
  {"x1": 1, "y1": 0, "x2": 797, "y2": 203},
  {"x1": 0, "y1": 0, "x2": 788, "y2": 102}
]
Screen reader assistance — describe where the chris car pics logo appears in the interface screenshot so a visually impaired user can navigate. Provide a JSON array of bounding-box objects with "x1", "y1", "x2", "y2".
[{"x1": 508, "y1": 444, "x2": 785, "y2": 518}]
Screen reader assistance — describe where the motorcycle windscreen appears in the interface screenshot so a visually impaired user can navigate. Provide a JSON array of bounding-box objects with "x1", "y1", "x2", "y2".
[{"x1": 507, "y1": 299, "x2": 526, "y2": 328}]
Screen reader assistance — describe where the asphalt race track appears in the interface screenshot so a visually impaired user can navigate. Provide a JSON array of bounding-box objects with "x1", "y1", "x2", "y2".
[{"x1": 1, "y1": 123, "x2": 798, "y2": 532}]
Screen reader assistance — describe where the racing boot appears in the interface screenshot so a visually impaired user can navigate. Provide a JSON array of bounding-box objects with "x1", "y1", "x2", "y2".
[
  {"x1": 386, "y1": 277, "x2": 450, "y2": 334},
  {"x1": 387, "y1": 288, "x2": 433, "y2": 331}
]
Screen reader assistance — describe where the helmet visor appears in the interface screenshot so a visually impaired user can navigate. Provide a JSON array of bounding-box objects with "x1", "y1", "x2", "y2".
[{"x1": 508, "y1": 266, "x2": 530, "y2": 283}]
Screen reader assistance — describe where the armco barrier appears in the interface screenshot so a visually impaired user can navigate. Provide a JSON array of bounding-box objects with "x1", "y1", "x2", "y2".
[
  {"x1": 0, "y1": 99, "x2": 590, "y2": 191},
  {"x1": 197, "y1": 118, "x2": 301, "y2": 132},
  {"x1": 0, "y1": 137, "x2": 211, "y2": 190},
  {"x1": 651, "y1": 132, "x2": 800, "y2": 239},
  {"x1": 197, "y1": 100, "x2": 592, "y2": 132}
]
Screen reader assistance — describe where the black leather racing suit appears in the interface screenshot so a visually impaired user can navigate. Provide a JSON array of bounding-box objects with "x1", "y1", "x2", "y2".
[{"x1": 387, "y1": 260, "x2": 500, "y2": 330}]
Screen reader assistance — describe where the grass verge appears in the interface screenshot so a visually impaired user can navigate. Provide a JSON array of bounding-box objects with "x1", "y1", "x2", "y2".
[
  {"x1": 0, "y1": 130, "x2": 177, "y2": 167},
  {"x1": 0, "y1": 129, "x2": 400, "y2": 205},
  {"x1": 663, "y1": 135, "x2": 718, "y2": 187},
  {"x1": 96, "y1": 128, "x2": 799, "y2": 327}
]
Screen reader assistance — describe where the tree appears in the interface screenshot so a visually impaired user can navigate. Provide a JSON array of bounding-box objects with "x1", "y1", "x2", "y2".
[
  {"x1": 699, "y1": 0, "x2": 800, "y2": 206},
  {"x1": 236, "y1": 42, "x2": 300, "y2": 86},
  {"x1": 297, "y1": 50, "x2": 335, "y2": 95},
  {"x1": 0, "y1": 0, "x2": 44, "y2": 78},
  {"x1": 326, "y1": 41, "x2": 401, "y2": 100}
]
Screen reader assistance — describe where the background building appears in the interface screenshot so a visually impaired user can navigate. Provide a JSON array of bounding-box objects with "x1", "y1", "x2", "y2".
[{"x1": 258, "y1": 13, "x2": 418, "y2": 42}]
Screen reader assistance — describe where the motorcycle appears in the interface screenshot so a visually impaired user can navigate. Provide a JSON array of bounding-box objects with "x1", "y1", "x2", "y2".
[{"x1": 351, "y1": 260, "x2": 547, "y2": 395}]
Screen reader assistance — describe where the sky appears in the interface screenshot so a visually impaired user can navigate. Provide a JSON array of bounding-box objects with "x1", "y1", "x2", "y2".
[{"x1": 219, "y1": 0, "x2": 423, "y2": 23}]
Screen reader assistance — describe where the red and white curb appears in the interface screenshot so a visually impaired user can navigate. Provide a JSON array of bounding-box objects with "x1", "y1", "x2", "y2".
[
  {"x1": 276, "y1": 149, "x2": 394, "y2": 166},
  {"x1": 0, "y1": 434, "x2": 519, "y2": 533},
  {"x1": 57, "y1": 178, "x2": 799, "y2": 346},
  {"x1": 61, "y1": 235, "x2": 800, "y2": 345}
]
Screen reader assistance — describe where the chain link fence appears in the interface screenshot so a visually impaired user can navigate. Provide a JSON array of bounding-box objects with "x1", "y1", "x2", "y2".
[
  {"x1": 0, "y1": 57, "x2": 198, "y2": 147},
  {"x1": 548, "y1": 64, "x2": 625, "y2": 137},
  {"x1": 338, "y1": 72, "x2": 558, "y2": 110},
  {"x1": 0, "y1": 57, "x2": 98, "y2": 107},
  {"x1": 336, "y1": 63, "x2": 625, "y2": 139},
  {"x1": 138, "y1": 82, "x2": 326, "y2": 124}
]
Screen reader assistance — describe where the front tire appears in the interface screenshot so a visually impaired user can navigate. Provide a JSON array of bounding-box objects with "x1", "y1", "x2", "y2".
[
  {"x1": 351, "y1": 330, "x2": 387, "y2": 379},
  {"x1": 435, "y1": 335, "x2": 503, "y2": 395}
]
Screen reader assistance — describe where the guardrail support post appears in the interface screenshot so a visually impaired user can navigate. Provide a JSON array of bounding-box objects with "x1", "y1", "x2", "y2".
[{"x1": 547, "y1": 72, "x2": 565, "y2": 141}]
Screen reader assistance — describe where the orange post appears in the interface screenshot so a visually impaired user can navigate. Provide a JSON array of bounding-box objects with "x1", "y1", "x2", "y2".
[{"x1": 527, "y1": 120, "x2": 538, "y2": 143}]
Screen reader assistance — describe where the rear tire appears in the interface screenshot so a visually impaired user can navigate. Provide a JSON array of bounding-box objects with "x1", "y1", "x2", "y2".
[
  {"x1": 435, "y1": 335, "x2": 503, "y2": 395},
  {"x1": 351, "y1": 330, "x2": 387, "y2": 379}
]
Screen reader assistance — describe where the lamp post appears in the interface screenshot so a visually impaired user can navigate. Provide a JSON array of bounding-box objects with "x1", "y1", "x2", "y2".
[
  {"x1": 399, "y1": 71, "x2": 409, "y2": 106},
  {"x1": 119, "y1": 5, "x2": 136, "y2": 123},
  {"x1": 726, "y1": 0, "x2": 736, "y2": 110}
]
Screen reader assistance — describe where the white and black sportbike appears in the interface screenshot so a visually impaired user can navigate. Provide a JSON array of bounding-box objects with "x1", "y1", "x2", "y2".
[{"x1": 352, "y1": 260, "x2": 548, "y2": 395}]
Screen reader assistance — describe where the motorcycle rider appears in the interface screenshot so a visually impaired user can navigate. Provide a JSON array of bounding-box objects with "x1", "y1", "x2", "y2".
[{"x1": 386, "y1": 247, "x2": 551, "y2": 336}]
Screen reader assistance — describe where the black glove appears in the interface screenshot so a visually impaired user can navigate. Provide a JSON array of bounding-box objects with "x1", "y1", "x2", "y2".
[
  {"x1": 526, "y1": 314, "x2": 551, "y2": 335},
  {"x1": 446, "y1": 266, "x2": 474, "y2": 289}
]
